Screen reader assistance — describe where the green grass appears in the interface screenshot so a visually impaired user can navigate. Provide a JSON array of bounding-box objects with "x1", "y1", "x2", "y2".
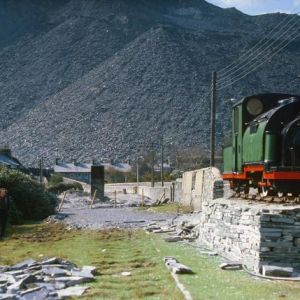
[
  {"x1": 1, "y1": 223, "x2": 300, "y2": 300},
  {"x1": 152, "y1": 236, "x2": 300, "y2": 300},
  {"x1": 0, "y1": 223, "x2": 182, "y2": 300}
]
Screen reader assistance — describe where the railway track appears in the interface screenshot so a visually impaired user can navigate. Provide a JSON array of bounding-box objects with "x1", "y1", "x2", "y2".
[{"x1": 232, "y1": 193, "x2": 300, "y2": 205}]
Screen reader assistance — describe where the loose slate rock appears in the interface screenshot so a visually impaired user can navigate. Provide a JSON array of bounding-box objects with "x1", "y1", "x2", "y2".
[
  {"x1": 164, "y1": 236, "x2": 182, "y2": 243},
  {"x1": 56, "y1": 286, "x2": 88, "y2": 298},
  {"x1": 0, "y1": 293, "x2": 16, "y2": 300},
  {"x1": 219, "y1": 263, "x2": 242, "y2": 271},
  {"x1": 164, "y1": 257, "x2": 194, "y2": 274},
  {"x1": 11, "y1": 260, "x2": 36, "y2": 271},
  {"x1": 20, "y1": 287, "x2": 48, "y2": 300},
  {"x1": 43, "y1": 267, "x2": 69, "y2": 278},
  {"x1": 0, "y1": 258, "x2": 94, "y2": 299}
]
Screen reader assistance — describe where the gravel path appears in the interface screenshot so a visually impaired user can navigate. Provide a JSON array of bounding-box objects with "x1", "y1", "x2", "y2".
[{"x1": 49, "y1": 192, "x2": 176, "y2": 229}]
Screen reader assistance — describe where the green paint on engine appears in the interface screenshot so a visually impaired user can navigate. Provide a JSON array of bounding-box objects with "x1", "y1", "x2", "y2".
[{"x1": 243, "y1": 121, "x2": 267, "y2": 163}]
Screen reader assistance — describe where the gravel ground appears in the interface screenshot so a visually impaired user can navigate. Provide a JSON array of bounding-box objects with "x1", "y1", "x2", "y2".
[{"x1": 49, "y1": 192, "x2": 176, "y2": 229}]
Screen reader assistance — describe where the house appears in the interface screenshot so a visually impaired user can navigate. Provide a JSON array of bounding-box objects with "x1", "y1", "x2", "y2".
[
  {"x1": 54, "y1": 160, "x2": 105, "y2": 199},
  {"x1": 0, "y1": 147, "x2": 23, "y2": 169}
]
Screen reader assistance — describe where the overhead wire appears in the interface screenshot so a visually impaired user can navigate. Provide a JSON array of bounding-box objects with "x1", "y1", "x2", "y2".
[
  {"x1": 218, "y1": 17, "x2": 300, "y2": 86},
  {"x1": 218, "y1": 6, "x2": 300, "y2": 77},
  {"x1": 217, "y1": 26, "x2": 300, "y2": 90},
  {"x1": 219, "y1": 18, "x2": 300, "y2": 83}
]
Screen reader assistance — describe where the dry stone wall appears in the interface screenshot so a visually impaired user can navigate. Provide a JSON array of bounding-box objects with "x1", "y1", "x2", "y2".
[
  {"x1": 197, "y1": 198, "x2": 300, "y2": 272},
  {"x1": 179, "y1": 167, "x2": 300, "y2": 272}
]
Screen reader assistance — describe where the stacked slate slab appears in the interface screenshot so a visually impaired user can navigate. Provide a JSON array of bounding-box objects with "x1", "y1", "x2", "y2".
[
  {"x1": 0, "y1": 257, "x2": 95, "y2": 299},
  {"x1": 196, "y1": 198, "x2": 300, "y2": 274}
]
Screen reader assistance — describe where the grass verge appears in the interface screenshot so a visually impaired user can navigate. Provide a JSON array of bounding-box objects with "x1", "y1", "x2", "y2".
[{"x1": 1, "y1": 223, "x2": 300, "y2": 300}]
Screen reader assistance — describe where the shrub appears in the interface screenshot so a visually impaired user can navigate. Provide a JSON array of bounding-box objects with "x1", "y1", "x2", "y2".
[
  {"x1": 47, "y1": 182, "x2": 83, "y2": 195},
  {"x1": 0, "y1": 166, "x2": 57, "y2": 223},
  {"x1": 48, "y1": 174, "x2": 63, "y2": 186}
]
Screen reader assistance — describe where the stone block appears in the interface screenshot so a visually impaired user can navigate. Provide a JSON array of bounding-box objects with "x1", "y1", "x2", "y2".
[
  {"x1": 260, "y1": 247, "x2": 271, "y2": 252},
  {"x1": 260, "y1": 215, "x2": 271, "y2": 222},
  {"x1": 271, "y1": 217, "x2": 295, "y2": 224},
  {"x1": 262, "y1": 265, "x2": 293, "y2": 277},
  {"x1": 261, "y1": 232, "x2": 282, "y2": 238},
  {"x1": 294, "y1": 238, "x2": 300, "y2": 247}
]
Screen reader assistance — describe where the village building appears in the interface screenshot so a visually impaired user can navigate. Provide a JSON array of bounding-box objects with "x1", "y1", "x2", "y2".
[{"x1": 0, "y1": 147, "x2": 23, "y2": 169}]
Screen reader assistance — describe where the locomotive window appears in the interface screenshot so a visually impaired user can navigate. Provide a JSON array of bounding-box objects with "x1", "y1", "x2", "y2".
[
  {"x1": 246, "y1": 98, "x2": 263, "y2": 116},
  {"x1": 293, "y1": 130, "x2": 300, "y2": 145},
  {"x1": 250, "y1": 123, "x2": 258, "y2": 134},
  {"x1": 234, "y1": 108, "x2": 239, "y2": 133}
]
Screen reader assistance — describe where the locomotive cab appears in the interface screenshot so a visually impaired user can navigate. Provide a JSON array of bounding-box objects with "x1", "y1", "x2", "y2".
[{"x1": 223, "y1": 93, "x2": 300, "y2": 197}]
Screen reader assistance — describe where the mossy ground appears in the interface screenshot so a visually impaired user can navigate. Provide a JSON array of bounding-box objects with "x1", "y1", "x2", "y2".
[{"x1": 1, "y1": 223, "x2": 300, "y2": 300}]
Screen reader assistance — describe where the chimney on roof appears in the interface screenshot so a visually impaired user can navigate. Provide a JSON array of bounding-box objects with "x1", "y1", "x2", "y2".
[
  {"x1": 92, "y1": 159, "x2": 97, "y2": 165},
  {"x1": 72, "y1": 159, "x2": 77, "y2": 166},
  {"x1": 0, "y1": 146, "x2": 12, "y2": 157},
  {"x1": 55, "y1": 158, "x2": 59, "y2": 165}
]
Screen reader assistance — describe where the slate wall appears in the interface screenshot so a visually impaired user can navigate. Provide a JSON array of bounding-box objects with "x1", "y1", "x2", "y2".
[{"x1": 197, "y1": 198, "x2": 300, "y2": 272}]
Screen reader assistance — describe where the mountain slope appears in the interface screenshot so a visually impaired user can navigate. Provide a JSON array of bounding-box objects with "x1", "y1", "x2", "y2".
[{"x1": 0, "y1": 0, "x2": 300, "y2": 165}]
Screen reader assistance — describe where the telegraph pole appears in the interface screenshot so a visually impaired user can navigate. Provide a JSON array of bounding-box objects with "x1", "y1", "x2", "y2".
[
  {"x1": 151, "y1": 142, "x2": 155, "y2": 188},
  {"x1": 136, "y1": 157, "x2": 140, "y2": 187},
  {"x1": 160, "y1": 137, "x2": 164, "y2": 187},
  {"x1": 210, "y1": 71, "x2": 217, "y2": 167},
  {"x1": 39, "y1": 157, "x2": 43, "y2": 184}
]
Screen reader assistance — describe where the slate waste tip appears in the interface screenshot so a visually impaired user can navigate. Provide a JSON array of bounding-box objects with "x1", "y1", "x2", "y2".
[{"x1": 0, "y1": 257, "x2": 96, "y2": 299}]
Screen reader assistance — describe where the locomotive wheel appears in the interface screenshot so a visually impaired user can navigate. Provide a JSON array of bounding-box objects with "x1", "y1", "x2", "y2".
[{"x1": 243, "y1": 186, "x2": 250, "y2": 195}]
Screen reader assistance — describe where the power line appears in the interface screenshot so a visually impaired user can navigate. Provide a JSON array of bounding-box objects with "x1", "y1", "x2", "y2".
[
  {"x1": 218, "y1": 28, "x2": 300, "y2": 90},
  {"x1": 218, "y1": 6, "x2": 300, "y2": 77},
  {"x1": 218, "y1": 17, "x2": 300, "y2": 86}
]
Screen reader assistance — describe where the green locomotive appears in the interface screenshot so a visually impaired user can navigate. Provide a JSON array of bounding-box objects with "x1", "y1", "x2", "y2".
[{"x1": 223, "y1": 93, "x2": 300, "y2": 197}]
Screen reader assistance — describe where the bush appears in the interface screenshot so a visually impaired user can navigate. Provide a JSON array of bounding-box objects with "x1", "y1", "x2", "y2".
[
  {"x1": 47, "y1": 182, "x2": 83, "y2": 195},
  {"x1": 48, "y1": 174, "x2": 63, "y2": 186},
  {"x1": 0, "y1": 166, "x2": 57, "y2": 223}
]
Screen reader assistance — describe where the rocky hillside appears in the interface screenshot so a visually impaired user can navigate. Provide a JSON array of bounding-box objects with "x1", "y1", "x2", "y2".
[{"x1": 1, "y1": 0, "x2": 300, "y2": 165}]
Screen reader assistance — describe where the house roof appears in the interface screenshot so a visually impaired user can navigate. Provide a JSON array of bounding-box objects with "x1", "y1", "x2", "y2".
[
  {"x1": 54, "y1": 162, "x2": 132, "y2": 173},
  {"x1": 0, "y1": 154, "x2": 22, "y2": 168},
  {"x1": 54, "y1": 163, "x2": 92, "y2": 173}
]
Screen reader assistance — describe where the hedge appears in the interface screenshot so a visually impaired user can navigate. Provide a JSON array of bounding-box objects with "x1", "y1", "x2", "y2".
[{"x1": 0, "y1": 166, "x2": 57, "y2": 223}]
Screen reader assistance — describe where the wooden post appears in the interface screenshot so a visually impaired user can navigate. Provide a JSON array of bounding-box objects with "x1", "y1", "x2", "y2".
[
  {"x1": 161, "y1": 137, "x2": 164, "y2": 187},
  {"x1": 210, "y1": 71, "x2": 217, "y2": 167},
  {"x1": 172, "y1": 182, "x2": 175, "y2": 202},
  {"x1": 141, "y1": 189, "x2": 144, "y2": 207},
  {"x1": 58, "y1": 192, "x2": 67, "y2": 212},
  {"x1": 39, "y1": 157, "x2": 43, "y2": 184},
  {"x1": 90, "y1": 190, "x2": 97, "y2": 209},
  {"x1": 151, "y1": 143, "x2": 155, "y2": 188},
  {"x1": 114, "y1": 190, "x2": 117, "y2": 208}
]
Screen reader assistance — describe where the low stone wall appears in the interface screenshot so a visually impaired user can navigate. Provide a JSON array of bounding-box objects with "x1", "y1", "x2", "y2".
[
  {"x1": 137, "y1": 185, "x2": 172, "y2": 202},
  {"x1": 181, "y1": 167, "x2": 223, "y2": 211},
  {"x1": 105, "y1": 182, "x2": 173, "y2": 202},
  {"x1": 63, "y1": 177, "x2": 91, "y2": 193},
  {"x1": 197, "y1": 198, "x2": 300, "y2": 272}
]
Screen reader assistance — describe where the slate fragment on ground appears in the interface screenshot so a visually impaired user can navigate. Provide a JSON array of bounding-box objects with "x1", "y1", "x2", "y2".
[{"x1": 0, "y1": 257, "x2": 96, "y2": 299}]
